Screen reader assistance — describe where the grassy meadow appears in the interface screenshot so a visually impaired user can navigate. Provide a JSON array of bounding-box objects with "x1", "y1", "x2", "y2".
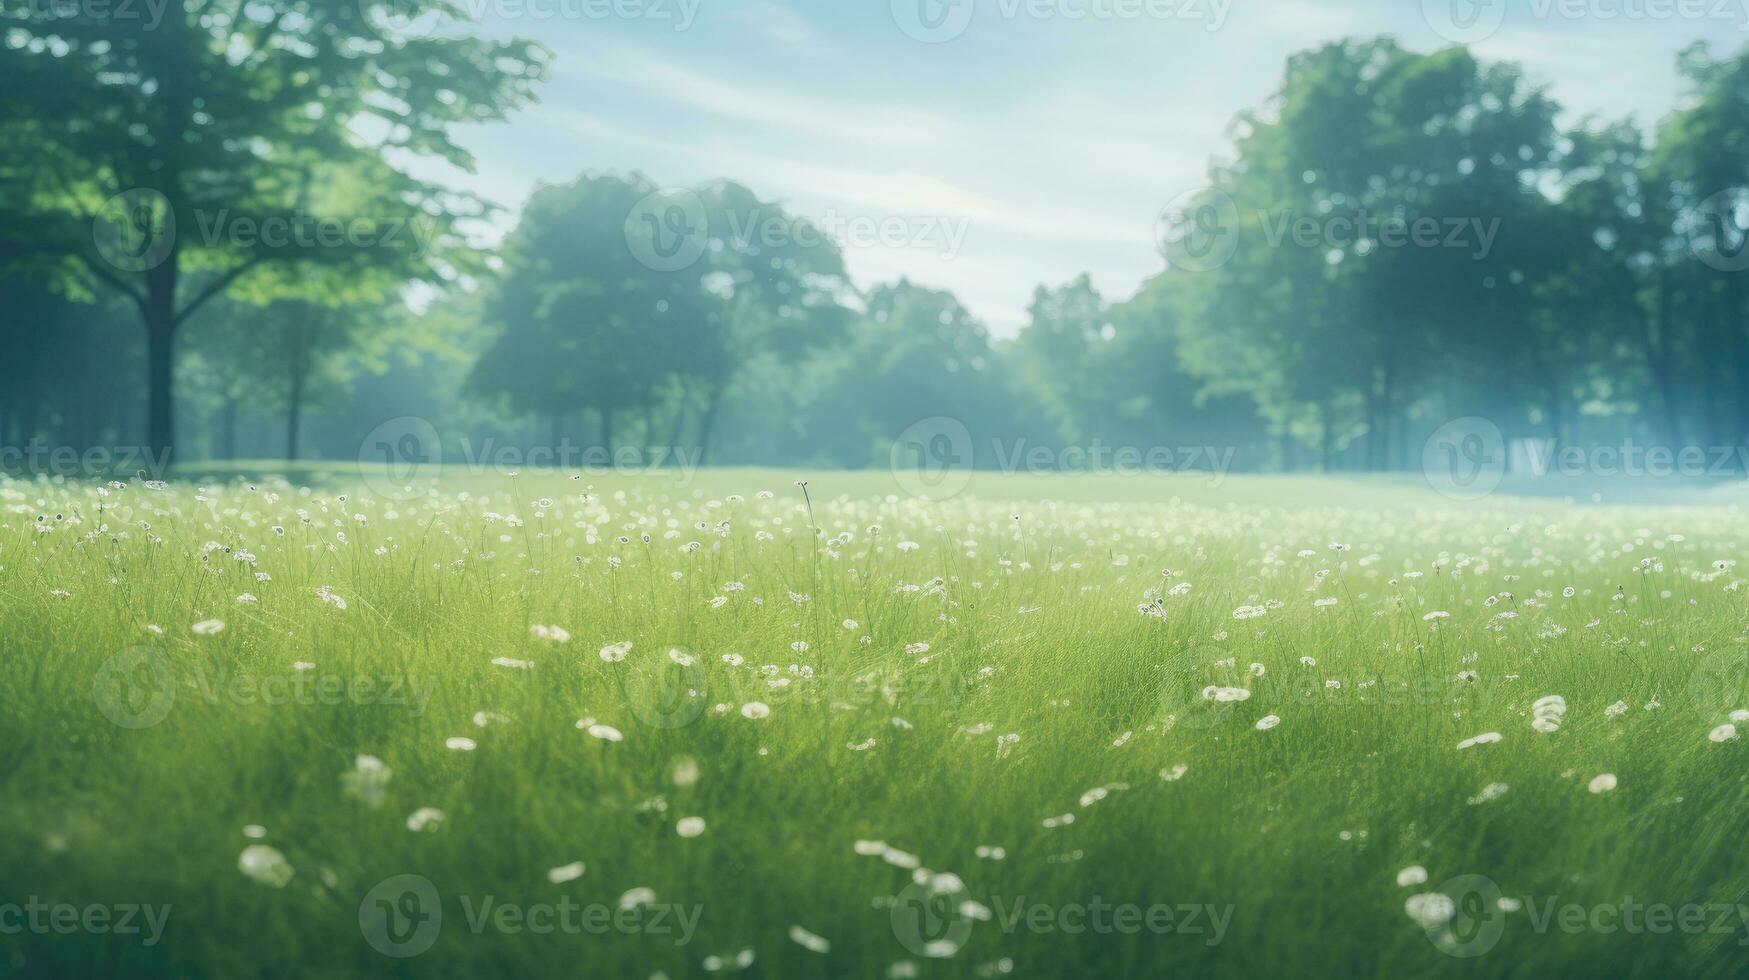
[{"x1": 3, "y1": 466, "x2": 1749, "y2": 977}]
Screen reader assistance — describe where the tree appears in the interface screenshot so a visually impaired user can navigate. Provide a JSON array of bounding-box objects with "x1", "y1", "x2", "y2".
[
  {"x1": 470, "y1": 174, "x2": 714, "y2": 451},
  {"x1": 1011, "y1": 275, "x2": 1110, "y2": 441},
  {"x1": 673, "y1": 181, "x2": 856, "y2": 464},
  {"x1": 0, "y1": 0, "x2": 547, "y2": 465},
  {"x1": 1166, "y1": 38, "x2": 1559, "y2": 469},
  {"x1": 473, "y1": 175, "x2": 856, "y2": 463}
]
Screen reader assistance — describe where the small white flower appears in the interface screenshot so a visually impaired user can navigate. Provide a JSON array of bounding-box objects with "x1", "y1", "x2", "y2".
[
  {"x1": 1588, "y1": 773, "x2": 1618, "y2": 794},
  {"x1": 618, "y1": 887, "x2": 657, "y2": 910},
  {"x1": 238, "y1": 845, "x2": 293, "y2": 887},
  {"x1": 1404, "y1": 892, "x2": 1455, "y2": 928},
  {"x1": 676, "y1": 816, "x2": 706, "y2": 838},
  {"x1": 788, "y1": 925, "x2": 831, "y2": 954},
  {"x1": 547, "y1": 861, "x2": 586, "y2": 884},
  {"x1": 583, "y1": 723, "x2": 624, "y2": 742}
]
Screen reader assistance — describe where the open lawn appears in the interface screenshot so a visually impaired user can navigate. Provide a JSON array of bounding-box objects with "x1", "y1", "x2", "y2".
[{"x1": 3, "y1": 468, "x2": 1749, "y2": 977}]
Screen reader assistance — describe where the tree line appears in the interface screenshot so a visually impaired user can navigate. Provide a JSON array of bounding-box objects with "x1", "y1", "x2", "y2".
[{"x1": 2, "y1": 5, "x2": 1748, "y2": 475}]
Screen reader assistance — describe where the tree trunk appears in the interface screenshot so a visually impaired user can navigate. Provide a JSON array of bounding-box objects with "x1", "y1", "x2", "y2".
[
  {"x1": 145, "y1": 294, "x2": 179, "y2": 472},
  {"x1": 220, "y1": 397, "x2": 238, "y2": 460},
  {"x1": 286, "y1": 322, "x2": 307, "y2": 458},
  {"x1": 664, "y1": 397, "x2": 687, "y2": 454},
  {"x1": 1318, "y1": 402, "x2": 1336, "y2": 473},
  {"x1": 1642, "y1": 269, "x2": 1684, "y2": 449},
  {"x1": 696, "y1": 383, "x2": 724, "y2": 467}
]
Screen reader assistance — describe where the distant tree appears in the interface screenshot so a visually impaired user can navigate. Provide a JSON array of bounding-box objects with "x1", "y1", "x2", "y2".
[
  {"x1": 1647, "y1": 42, "x2": 1749, "y2": 450},
  {"x1": 800, "y1": 279, "x2": 1023, "y2": 465},
  {"x1": 0, "y1": 1, "x2": 547, "y2": 465},
  {"x1": 470, "y1": 174, "x2": 712, "y2": 451},
  {"x1": 678, "y1": 181, "x2": 856, "y2": 463},
  {"x1": 1012, "y1": 275, "x2": 1110, "y2": 441},
  {"x1": 474, "y1": 175, "x2": 855, "y2": 463},
  {"x1": 1167, "y1": 39, "x2": 1559, "y2": 468}
]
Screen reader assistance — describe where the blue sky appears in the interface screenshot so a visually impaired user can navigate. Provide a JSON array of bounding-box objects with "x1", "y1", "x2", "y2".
[{"x1": 449, "y1": 0, "x2": 1749, "y2": 335}]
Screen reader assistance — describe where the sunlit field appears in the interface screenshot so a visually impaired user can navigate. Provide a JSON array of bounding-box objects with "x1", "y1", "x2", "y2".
[{"x1": 5, "y1": 468, "x2": 1749, "y2": 978}]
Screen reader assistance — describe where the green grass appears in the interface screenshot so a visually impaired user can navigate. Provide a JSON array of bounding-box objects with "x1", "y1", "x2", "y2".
[{"x1": 4, "y1": 467, "x2": 1749, "y2": 978}]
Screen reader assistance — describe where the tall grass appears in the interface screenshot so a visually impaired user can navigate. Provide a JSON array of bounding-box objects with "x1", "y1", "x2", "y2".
[{"x1": 2, "y1": 469, "x2": 1747, "y2": 978}]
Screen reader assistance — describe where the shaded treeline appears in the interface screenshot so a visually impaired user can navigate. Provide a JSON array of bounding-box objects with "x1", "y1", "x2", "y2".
[{"x1": 3, "y1": 13, "x2": 1749, "y2": 473}]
